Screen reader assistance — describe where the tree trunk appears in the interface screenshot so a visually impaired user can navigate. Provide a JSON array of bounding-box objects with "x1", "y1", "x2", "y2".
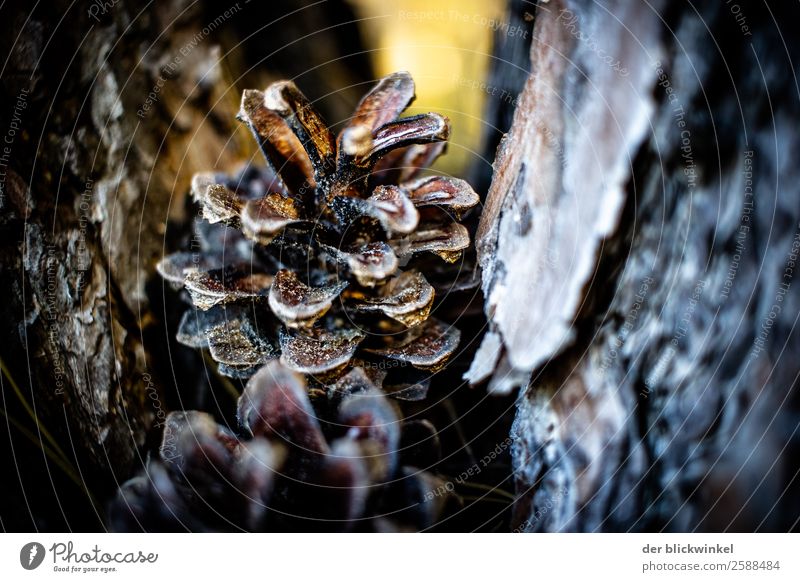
[{"x1": 475, "y1": 0, "x2": 800, "y2": 531}]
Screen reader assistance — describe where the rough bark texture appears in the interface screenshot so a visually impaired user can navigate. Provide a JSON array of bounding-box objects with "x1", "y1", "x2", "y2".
[
  {"x1": 477, "y1": 0, "x2": 800, "y2": 531},
  {"x1": 0, "y1": 1, "x2": 252, "y2": 528}
]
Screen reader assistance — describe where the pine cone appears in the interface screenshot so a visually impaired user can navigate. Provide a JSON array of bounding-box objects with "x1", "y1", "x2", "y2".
[
  {"x1": 157, "y1": 72, "x2": 479, "y2": 382},
  {"x1": 109, "y1": 361, "x2": 457, "y2": 532}
]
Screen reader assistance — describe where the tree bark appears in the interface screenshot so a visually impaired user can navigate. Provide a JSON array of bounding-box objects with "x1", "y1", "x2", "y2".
[
  {"x1": 475, "y1": 0, "x2": 800, "y2": 531},
  {"x1": 0, "y1": 1, "x2": 252, "y2": 527}
]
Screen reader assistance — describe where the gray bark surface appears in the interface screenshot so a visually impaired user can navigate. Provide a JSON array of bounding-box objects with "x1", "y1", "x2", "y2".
[
  {"x1": 476, "y1": 0, "x2": 800, "y2": 531},
  {"x1": 0, "y1": 1, "x2": 249, "y2": 490}
]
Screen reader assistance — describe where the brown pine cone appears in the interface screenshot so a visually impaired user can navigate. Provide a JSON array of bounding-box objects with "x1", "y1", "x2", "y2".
[
  {"x1": 157, "y1": 72, "x2": 479, "y2": 382},
  {"x1": 109, "y1": 361, "x2": 457, "y2": 532}
]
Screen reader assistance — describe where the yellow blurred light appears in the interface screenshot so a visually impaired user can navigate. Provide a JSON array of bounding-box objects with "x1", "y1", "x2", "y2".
[{"x1": 348, "y1": 0, "x2": 504, "y2": 175}]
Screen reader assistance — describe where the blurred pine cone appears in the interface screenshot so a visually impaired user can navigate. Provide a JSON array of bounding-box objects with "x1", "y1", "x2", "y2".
[
  {"x1": 157, "y1": 71, "x2": 479, "y2": 383},
  {"x1": 110, "y1": 361, "x2": 458, "y2": 532}
]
